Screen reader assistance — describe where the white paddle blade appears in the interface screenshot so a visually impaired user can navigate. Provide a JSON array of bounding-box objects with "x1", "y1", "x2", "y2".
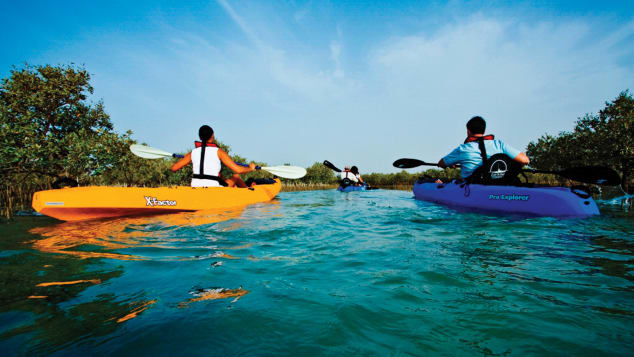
[
  {"x1": 262, "y1": 166, "x2": 307, "y2": 179},
  {"x1": 130, "y1": 144, "x2": 173, "y2": 159}
]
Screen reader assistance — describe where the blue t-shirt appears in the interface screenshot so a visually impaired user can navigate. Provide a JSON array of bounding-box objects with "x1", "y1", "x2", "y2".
[{"x1": 442, "y1": 139, "x2": 522, "y2": 178}]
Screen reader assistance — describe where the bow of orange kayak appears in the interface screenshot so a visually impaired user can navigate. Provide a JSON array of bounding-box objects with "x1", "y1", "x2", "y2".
[{"x1": 32, "y1": 179, "x2": 281, "y2": 221}]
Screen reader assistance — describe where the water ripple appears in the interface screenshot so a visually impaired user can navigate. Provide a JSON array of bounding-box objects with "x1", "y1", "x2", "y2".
[{"x1": 1, "y1": 189, "x2": 632, "y2": 355}]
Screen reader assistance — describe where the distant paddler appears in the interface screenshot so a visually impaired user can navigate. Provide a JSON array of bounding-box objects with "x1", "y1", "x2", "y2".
[
  {"x1": 340, "y1": 166, "x2": 365, "y2": 186},
  {"x1": 350, "y1": 166, "x2": 364, "y2": 186},
  {"x1": 340, "y1": 166, "x2": 359, "y2": 186},
  {"x1": 170, "y1": 125, "x2": 256, "y2": 188}
]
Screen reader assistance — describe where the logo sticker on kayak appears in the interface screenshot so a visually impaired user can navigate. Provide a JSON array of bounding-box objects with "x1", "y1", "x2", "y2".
[
  {"x1": 488, "y1": 194, "x2": 529, "y2": 201},
  {"x1": 489, "y1": 159, "x2": 508, "y2": 179},
  {"x1": 145, "y1": 196, "x2": 177, "y2": 207}
]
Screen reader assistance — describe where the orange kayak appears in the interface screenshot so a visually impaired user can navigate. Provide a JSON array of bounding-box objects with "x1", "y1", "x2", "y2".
[{"x1": 32, "y1": 179, "x2": 282, "y2": 221}]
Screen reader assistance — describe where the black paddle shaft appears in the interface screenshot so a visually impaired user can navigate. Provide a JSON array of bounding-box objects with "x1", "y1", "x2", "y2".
[
  {"x1": 525, "y1": 166, "x2": 621, "y2": 186},
  {"x1": 392, "y1": 158, "x2": 437, "y2": 169},
  {"x1": 394, "y1": 158, "x2": 620, "y2": 186},
  {"x1": 323, "y1": 160, "x2": 342, "y2": 172},
  {"x1": 392, "y1": 158, "x2": 463, "y2": 169}
]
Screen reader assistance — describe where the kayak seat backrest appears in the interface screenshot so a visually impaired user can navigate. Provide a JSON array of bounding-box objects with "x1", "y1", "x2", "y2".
[
  {"x1": 52, "y1": 177, "x2": 79, "y2": 189},
  {"x1": 245, "y1": 178, "x2": 277, "y2": 187},
  {"x1": 468, "y1": 153, "x2": 522, "y2": 186},
  {"x1": 340, "y1": 178, "x2": 353, "y2": 187},
  {"x1": 254, "y1": 178, "x2": 277, "y2": 185}
]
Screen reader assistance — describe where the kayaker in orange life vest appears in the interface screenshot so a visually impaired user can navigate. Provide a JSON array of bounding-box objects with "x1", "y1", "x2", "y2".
[
  {"x1": 170, "y1": 125, "x2": 256, "y2": 188},
  {"x1": 437, "y1": 116, "x2": 530, "y2": 180}
]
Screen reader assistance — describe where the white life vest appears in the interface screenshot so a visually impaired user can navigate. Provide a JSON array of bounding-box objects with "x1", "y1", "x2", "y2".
[
  {"x1": 340, "y1": 171, "x2": 358, "y2": 182},
  {"x1": 191, "y1": 146, "x2": 222, "y2": 187}
]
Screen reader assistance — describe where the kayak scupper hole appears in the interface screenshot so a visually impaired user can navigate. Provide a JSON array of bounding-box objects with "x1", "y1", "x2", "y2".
[{"x1": 584, "y1": 201, "x2": 590, "y2": 205}]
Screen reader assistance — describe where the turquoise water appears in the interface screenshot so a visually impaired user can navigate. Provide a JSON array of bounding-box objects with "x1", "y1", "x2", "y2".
[{"x1": 1, "y1": 189, "x2": 633, "y2": 355}]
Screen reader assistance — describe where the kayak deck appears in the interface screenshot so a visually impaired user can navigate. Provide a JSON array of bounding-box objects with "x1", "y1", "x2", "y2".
[
  {"x1": 413, "y1": 180, "x2": 599, "y2": 217},
  {"x1": 337, "y1": 184, "x2": 367, "y2": 192},
  {"x1": 32, "y1": 179, "x2": 282, "y2": 221}
]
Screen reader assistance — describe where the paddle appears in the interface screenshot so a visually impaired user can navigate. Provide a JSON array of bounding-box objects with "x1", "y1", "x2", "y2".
[
  {"x1": 323, "y1": 160, "x2": 342, "y2": 172},
  {"x1": 393, "y1": 157, "x2": 621, "y2": 186},
  {"x1": 130, "y1": 144, "x2": 307, "y2": 179},
  {"x1": 523, "y1": 166, "x2": 621, "y2": 186},
  {"x1": 325, "y1": 160, "x2": 379, "y2": 189},
  {"x1": 131, "y1": 144, "x2": 185, "y2": 159},
  {"x1": 392, "y1": 158, "x2": 441, "y2": 169},
  {"x1": 234, "y1": 163, "x2": 307, "y2": 179}
]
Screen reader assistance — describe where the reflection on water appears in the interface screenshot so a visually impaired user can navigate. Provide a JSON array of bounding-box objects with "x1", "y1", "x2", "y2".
[
  {"x1": 178, "y1": 287, "x2": 249, "y2": 308},
  {"x1": 1, "y1": 192, "x2": 632, "y2": 355},
  {"x1": 1, "y1": 293, "x2": 159, "y2": 353},
  {"x1": 36, "y1": 279, "x2": 102, "y2": 287},
  {"x1": 29, "y1": 208, "x2": 247, "y2": 260},
  {"x1": 114, "y1": 300, "x2": 157, "y2": 323},
  {"x1": 0, "y1": 205, "x2": 271, "y2": 354}
]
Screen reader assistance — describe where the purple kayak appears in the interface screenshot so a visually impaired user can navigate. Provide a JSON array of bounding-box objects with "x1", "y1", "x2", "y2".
[{"x1": 413, "y1": 180, "x2": 599, "y2": 217}]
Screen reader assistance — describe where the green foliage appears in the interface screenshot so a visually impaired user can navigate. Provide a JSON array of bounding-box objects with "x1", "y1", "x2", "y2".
[
  {"x1": 527, "y1": 90, "x2": 633, "y2": 191},
  {"x1": 0, "y1": 64, "x2": 124, "y2": 218},
  {"x1": 93, "y1": 131, "x2": 186, "y2": 187},
  {"x1": 300, "y1": 162, "x2": 337, "y2": 184},
  {"x1": 363, "y1": 168, "x2": 461, "y2": 187},
  {"x1": 5, "y1": 63, "x2": 628, "y2": 219},
  {"x1": 0, "y1": 64, "x2": 117, "y2": 180}
]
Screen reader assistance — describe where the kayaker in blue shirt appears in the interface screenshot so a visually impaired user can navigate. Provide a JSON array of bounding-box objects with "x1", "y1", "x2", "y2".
[{"x1": 438, "y1": 116, "x2": 530, "y2": 180}]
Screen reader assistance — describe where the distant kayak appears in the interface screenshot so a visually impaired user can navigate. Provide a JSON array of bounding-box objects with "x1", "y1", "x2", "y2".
[
  {"x1": 337, "y1": 183, "x2": 378, "y2": 192},
  {"x1": 337, "y1": 184, "x2": 366, "y2": 192},
  {"x1": 32, "y1": 179, "x2": 282, "y2": 221},
  {"x1": 413, "y1": 180, "x2": 599, "y2": 217}
]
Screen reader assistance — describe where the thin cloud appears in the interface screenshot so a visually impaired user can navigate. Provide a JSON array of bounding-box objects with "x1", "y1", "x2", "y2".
[
  {"x1": 83, "y1": 11, "x2": 633, "y2": 171},
  {"x1": 368, "y1": 17, "x2": 633, "y2": 142},
  {"x1": 216, "y1": 0, "x2": 264, "y2": 49}
]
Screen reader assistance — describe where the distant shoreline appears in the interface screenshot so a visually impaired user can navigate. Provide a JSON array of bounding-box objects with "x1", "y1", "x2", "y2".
[{"x1": 281, "y1": 183, "x2": 411, "y2": 192}]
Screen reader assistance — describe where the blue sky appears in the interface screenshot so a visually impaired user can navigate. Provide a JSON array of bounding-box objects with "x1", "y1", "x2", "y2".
[{"x1": 2, "y1": 1, "x2": 633, "y2": 172}]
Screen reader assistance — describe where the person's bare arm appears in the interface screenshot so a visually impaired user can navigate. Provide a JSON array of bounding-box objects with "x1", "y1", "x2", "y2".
[
  {"x1": 514, "y1": 152, "x2": 530, "y2": 166},
  {"x1": 171, "y1": 152, "x2": 192, "y2": 171},
  {"x1": 217, "y1": 150, "x2": 255, "y2": 173}
]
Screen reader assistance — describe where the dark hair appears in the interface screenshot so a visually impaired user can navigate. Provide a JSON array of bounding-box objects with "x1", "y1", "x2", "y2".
[
  {"x1": 199, "y1": 125, "x2": 214, "y2": 142},
  {"x1": 466, "y1": 116, "x2": 486, "y2": 134},
  {"x1": 351, "y1": 166, "x2": 359, "y2": 175}
]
